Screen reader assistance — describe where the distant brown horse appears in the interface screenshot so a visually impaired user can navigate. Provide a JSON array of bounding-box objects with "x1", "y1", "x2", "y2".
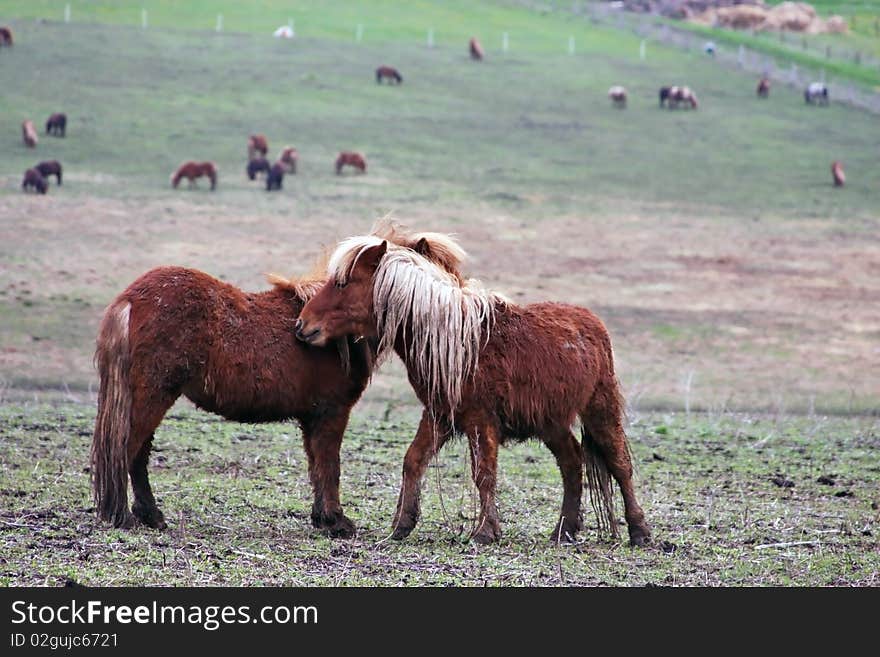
[
  {"x1": 91, "y1": 228, "x2": 462, "y2": 534},
  {"x1": 335, "y1": 151, "x2": 366, "y2": 174},
  {"x1": 246, "y1": 157, "x2": 270, "y2": 180},
  {"x1": 756, "y1": 77, "x2": 770, "y2": 98},
  {"x1": 279, "y1": 146, "x2": 298, "y2": 174},
  {"x1": 171, "y1": 161, "x2": 217, "y2": 190},
  {"x1": 296, "y1": 230, "x2": 651, "y2": 547},
  {"x1": 22, "y1": 120, "x2": 37, "y2": 148},
  {"x1": 35, "y1": 160, "x2": 62, "y2": 185},
  {"x1": 248, "y1": 134, "x2": 269, "y2": 160},
  {"x1": 22, "y1": 168, "x2": 47, "y2": 194},
  {"x1": 831, "y1": 161, "x2": 845, "y2": 187},
  {"x1": 667, "y1": 86, "x2": 698, "y2": 109},
  {"x1": 376, "y1": 65, "x2": 403, "y2": 84},
  {"x1": 469, "y1": 37, "x2": 484, "y2": 61},
  {"x1": 266, "y1": 161, "x2": 285, "y2": 191},
  {"x1": 0, "y1": 27, "x2": 13, "y2": 47},
  {"x1": 46, "y1": 113, "x2": 67, "y2": 137}
]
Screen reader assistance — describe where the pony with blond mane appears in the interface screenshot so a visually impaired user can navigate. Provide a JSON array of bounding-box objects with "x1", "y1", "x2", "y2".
[
  {"x1": 91, "y1": 226, "x2": 462, "y2": 536},
  {"x1": 296, "y1": 229, "x2": 651, "y2": 546},
  {"x1": 831, "y1": 160, "x2": 845, "y2": 187},
  {"x1": 22, "y1": 120, "x2": 37, "y2": 148},
  {"x1": 171, "y1": 161, "x2": 216, "y2": 190}
]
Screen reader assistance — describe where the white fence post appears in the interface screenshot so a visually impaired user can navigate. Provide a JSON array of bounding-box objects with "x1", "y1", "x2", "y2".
[
  {"x1": 64, "y1": 3, "x2": 70, "y2": 23},
  {"x1": 356, "y1": 23, "x2": 363, "y2": 42},
  {"x1": 502, "y1": 32, "x2": 509, "y2": 52},
  {"x1": 142, "y1": 9, "x2": 148, "y2": 29},
  {"x1": 639, "y1": 39, "x2": 646, "y2": 60},
  {"x1": 289, "y1": 18, "x2": 295, "y2": 37},
  {"x1": 568, "y1": 35, "x2": 574, "y2": 55},
  {"x1": 427, "y1": 27, "x2": 434, "y2": 48},
  {"x1": 216, "y1": 14, "x2": 223, "y2": 32}
]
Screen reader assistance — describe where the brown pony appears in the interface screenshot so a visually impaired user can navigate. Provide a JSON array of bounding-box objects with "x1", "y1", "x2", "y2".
[
  {"x1": 171, "y1": 161, "x2": 217, "y2": 190},
  {"x1": 469, "y1": 37, "x2": 484, "y2": 61},
  {"x1": 22, "y1": 120, "x2": 37, "y2": 148},
  {"x1": 279, "y1": 146, "x2": 298, "y2": 174},
  {"x1": 335, "y1": 151, "x2": 366, "y2": 174},
  {"x1": 296, "y1": 231, "x2": 651, "y2": 546},
  {"x1": 608, "y1": 86, "x2": 627, "y2": 108},
  {"x1": 831, "y1": 160, "x2": 845, "y2": 187},
  {"x1": 756, "y1": 77, "x2": 770, "y2": 98},
  {"x1": 0, "y1": 27, "x2": 13, "y2": 47},
  {"x1": 248, "y1": 134, "x2": 269, "y2": 160},
  {"x1": 46, "y1": 112, "x2": 67, "y2": 137},
  {"x1": 376, "y1": 65, "x2": 403, "y2": 84},
  {"x1": 22, "y1": 168, "x2": 47, "y2": 194},
  {"x1": 667, "y1": 86, "x2": 698, "y2": 109},
  {"x1": 35, "y1": 160, "x2": 62, "y2": 185},
  {"x1": 91, "y1": 229, "x2": 461, "y2": 534},
  {"x1": 266, "y1": 161, "x2": 285, "y2": 190}
]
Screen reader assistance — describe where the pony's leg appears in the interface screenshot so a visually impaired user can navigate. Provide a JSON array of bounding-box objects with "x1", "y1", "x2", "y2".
[
  {"x1": 391, "y1": 411, "x2": 452, "y2": 540},
  {"x1": 302, "y1": 409, "x2": 355, "y2": 538},
  {"x1": 127, "y1": 388, "x2": 176, "y2": 529},
  {"x1": 544, "y1": 427, "x2": 584, "y2": 543},
  {"x1": 466, "y1": 421, "x2": 502, "y2": 544},
  {"x1": 582, "y1": 391, "x2": 651, "y2": 547}
]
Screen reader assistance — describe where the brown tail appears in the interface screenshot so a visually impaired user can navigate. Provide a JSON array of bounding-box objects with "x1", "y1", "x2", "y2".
[
  {"x1": 91, "y1": 300, "x2": 133, "y2": 527},
  {"x1": 580, "y1": 424, "x2": 619, "y2": 539}
]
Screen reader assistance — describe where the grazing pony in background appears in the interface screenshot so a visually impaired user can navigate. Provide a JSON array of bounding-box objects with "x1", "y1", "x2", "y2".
[
  {"x1": 46, "y1": 113, "x2": 67, "y2": 136},
  {"x1": 469, "y1": 37, "x2": 484, "y2": 61},
  {"x1": 91, "y1": 228, "x2": 463, "y2": 534},
  {"x1": 246, "y1": 157, "x2": 270, "y2": 180},
  {"x1": 0, "y1": 27, "x2": 13, "y2": 46},
  {"x1": 22, "y1": 120, "x2": 38, "y2": 147},
  {"x1": 35, "y1": 160, "x2": 62, "y2": 185},
  {"x1": 667, "y1": 86, "x2": 698, "y2": 109},
  {"x1": 247, "y1": 134, "x2": 269, "y2": 160},
  {"x1": 376, "y1": 65, "x2": 403, "y2": 84},
  {"x1": 335, "y1": 151, "x2": 366, "y2": 174},
  {"x1": 608, "y1": 86, "x2": 627, "y2": 108},
  {"x1": 831, "y1": 161, "x2": 845, "y2": 187},
  {"x1": 756, "y1": 77, "x2": 770, "y2": 98},
  {"x1": 266, "y1": 161, "x2": 285, "y2": 190},
  {"x1": 805, "y1": 82, "x2": 829, "y2": 105},
  {"x1": 659, "y1": 86, "x2": 671, "y2": 107},
  {"x1": 171, "y1": 161, "x2": 217, "y2": 190},
  {"x1": 22, "y1": 168, "x2": 47, "y2": 194},
  {"x1": 279, "y1": 146, "x2": 298, "y2": 173},
  {"x1": 296, "y1": 230, "x2": 651, "y2": 547}
]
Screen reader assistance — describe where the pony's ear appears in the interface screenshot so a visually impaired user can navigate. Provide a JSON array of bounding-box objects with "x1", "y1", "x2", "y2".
[
  {"x1": 413, "y1": 237, "x2": 431, "y2": 257},
  {"x1": 359, "y1": 241, "x2": 388, "y2": 271}
]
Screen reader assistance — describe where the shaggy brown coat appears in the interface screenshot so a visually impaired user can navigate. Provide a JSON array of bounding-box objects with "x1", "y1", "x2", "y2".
[
  {"x1": 171, "y1": 161, "x2": 217, "y2": 190},
  {"x1": 376, "y1": 65, "x2": 403, "y2": 84},
  {"x1": 22, "y1": 168, "x2": 47, "y2": 194},
  {"x1": 35, "y1": 160, "x2": 62, "y2": 185},
  {"x1": 0, "y1": 27, "x2": 13, "y2": 46},
  {"x1": 335, "y1": 151, "x2": 366, "y2": 174},
  {"x1": 46, "y1": 112, "x2": 67, "y2": 136}
]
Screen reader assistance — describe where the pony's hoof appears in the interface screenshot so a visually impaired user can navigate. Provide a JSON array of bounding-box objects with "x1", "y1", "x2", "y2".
[
  {"x1": 113, "y1": 512, "x2": 138, "y2": 530},
  {"x1": 133, "y1": 504, "x2": 167, "y2": 530},
  {"x1": 549, "y1": 519, "x2": 581, "y2": 544},
  {"x1": 391, "y1": 523, "x2": 414, "y2": 541},
  {"x1": 471, "y1": 530, "x2": 500, "y2": 545},
  {"x1": 324, "y1": 516, "x2": 356, "y2": 539},
  {"x1": 628, "y1": 526, "x2": 652, "y2": 548}
]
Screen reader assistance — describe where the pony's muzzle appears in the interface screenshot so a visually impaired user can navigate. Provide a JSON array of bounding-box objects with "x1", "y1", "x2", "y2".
[{"x1": 294, "y1": 318, "x2": 321, "y2": 344}]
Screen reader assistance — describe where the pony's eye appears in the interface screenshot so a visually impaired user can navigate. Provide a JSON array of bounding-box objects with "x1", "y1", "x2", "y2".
[{"x1": 335, "y1": 279, "x2": 348, "y2": 289}]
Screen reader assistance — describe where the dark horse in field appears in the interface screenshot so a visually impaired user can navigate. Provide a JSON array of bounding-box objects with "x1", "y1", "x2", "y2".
[
  {"x1": 46, "y1": 113, "x2": 67, "y2": 137},
  {"x1": 756, "y1": 77, "x2": 770, "y2": 98},
  {"x1": 35, "y1": 160, "x2": 62, "y2": 185},
  {"x1": 22, "y1": 168, "x2": 47, "y2": 194},
  {"x1": 335, "y1": 151, "x2": 366, "y2": 174},
  {"x1": 266, "y1": 162, "x2": 285, "y2": 191},
  {"x1": 376, "y1": 65, "x2": 403, "y2": 84},
  {"x1": 91, "y1": 229, "x2": 460, "y2": 535},
  {"x1": 0, "y1": 27, "x2": 13, "y2": 47},
  {"x1": 246, "y1": 157, "x2": 270, "y2": 180},
  {"x1": 296, "y1": 226, "x2": 651, "y2": 546},
  {"x1": 171, "y1": 161, "x2": 217, "y2": 190}
]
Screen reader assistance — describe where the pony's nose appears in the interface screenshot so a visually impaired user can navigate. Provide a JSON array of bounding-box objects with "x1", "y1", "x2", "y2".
[{"x1": 295, "y1": 318, "x2": 303, "y2": 333}]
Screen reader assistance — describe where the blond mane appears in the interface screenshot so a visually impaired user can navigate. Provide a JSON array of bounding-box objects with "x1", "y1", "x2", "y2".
[{"x1": 327, "y1": 231, "x2": 506, "y2": 414}]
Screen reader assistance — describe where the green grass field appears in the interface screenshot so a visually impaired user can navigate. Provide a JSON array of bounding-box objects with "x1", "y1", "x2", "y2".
[{"x1": 0, "y1": 1, "x2": 878, "y2": 586}]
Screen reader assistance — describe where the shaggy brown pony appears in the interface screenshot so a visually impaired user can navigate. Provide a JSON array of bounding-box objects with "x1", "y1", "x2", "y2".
[
  {"x1": 22, "y1": 168, "x2": 47, "y2": 194},
  {"x1": 469, "y1": 37, "x2": 483, "y2": 61},
  {"x1": 756, "y1": 77, "x2": 770, "y2": 98},
  {"x1": 91, "y1": 228, "x2": 462, "y2": 535},
  {"x1": 608, "y1": 85, "x2": 627, "y2": 108},
  {"x1": 22, "y1": 120, "x2": 37, "y2": 148},
  {"x1": 296, "y1": 232, "x2": 651, "y2": 547},
  {"x1": 280, "y1": 146, "x2": 298, "y2": 174},
  {"x1": 831, "y1": 160, "x2": 845, "y2": 187},
  {"x1": 248, "y1": 134, "x2": 269, "y2": 160},
  {"x1": 35, "y1": 160, "x2": 62, "y2": 185},
  {"x1": 376, "y1": 65, "x2": 403, "y2": 84},
  {"x1": 246, "y1": 157, "x2": 270, "y2": 180},
  {"x1": 0, "y1": 27, "x2": 13, "y2": 47},
  {"x1": 335, "y1": 151, "x2": 366, "y2": 174},
  {"x1": 46, "y1": 112, "x2": 67, "y2": 137},
  {"x1": 171, "y1": 161, "x2": 217, "y2": 190},
  {"x1": 667, "y1": 86, "x2": 698, "y2": 109}
]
